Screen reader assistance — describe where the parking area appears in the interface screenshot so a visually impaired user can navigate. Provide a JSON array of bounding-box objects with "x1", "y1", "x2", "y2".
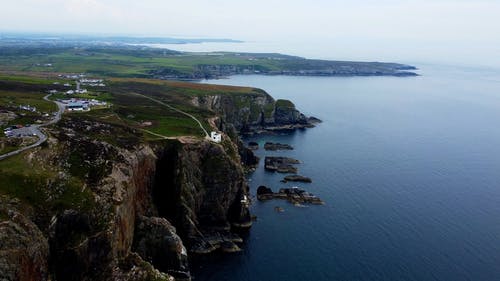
[{"x1": 4, "y1": 126, "x2": 38, "y2": 138}]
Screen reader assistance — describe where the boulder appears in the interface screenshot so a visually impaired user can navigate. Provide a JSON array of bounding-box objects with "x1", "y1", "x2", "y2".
[
  {"x1": 132, "y1": 216, "x2": 190, "y2": 280},
  {"x1": 247, "y1": 141, "x2": 259, "y2": 150}
]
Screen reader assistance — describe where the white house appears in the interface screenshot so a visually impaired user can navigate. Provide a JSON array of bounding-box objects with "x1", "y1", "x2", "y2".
[{"x1": 210, "y1": 131, "x2": 222, "y2": 143}]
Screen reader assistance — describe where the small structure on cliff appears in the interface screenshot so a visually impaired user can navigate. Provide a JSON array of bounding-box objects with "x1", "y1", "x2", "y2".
[{"x1": 210, "y1": 131, "x2": 222, "y2": 143}]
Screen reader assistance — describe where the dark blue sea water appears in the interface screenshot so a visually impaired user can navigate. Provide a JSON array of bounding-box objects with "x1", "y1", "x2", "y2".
[{"x1": 194, "y1": 64, "x2": 500, "y2": 281}]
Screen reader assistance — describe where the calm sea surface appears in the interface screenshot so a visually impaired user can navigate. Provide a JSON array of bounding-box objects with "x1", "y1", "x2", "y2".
[{"x1": 192, "y1": 64, "x2": 500, "y2": 281}]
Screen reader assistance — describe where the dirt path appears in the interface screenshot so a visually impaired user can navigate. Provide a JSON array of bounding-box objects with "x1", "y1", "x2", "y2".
[{"x1": 131, "y1": 92, "x2": 210, "y2": 139}]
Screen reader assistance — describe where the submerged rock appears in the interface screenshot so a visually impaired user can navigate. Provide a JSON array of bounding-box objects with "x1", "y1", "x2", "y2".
[
  {"x1": 264, "y1": 156, "x2": 300, "y2": 174},
  {"x1": 247, "y1": 141, "x2": 259, "y2": 150},
  {"x1": 220, "y1": 241, "x2": 241, "y2": 253},
  {"x1": 257, "y1": 185, "x2": 274, "y2": 200},
  {"x1": 274, "y1": 206, "x2": 285, "y2": 212},
  {"x1": 283, "y1": 175, "x2": 312, "y2": 183},
  {"x1": 257, "y1": 186, "x2": 324, "y2": 205},
  {"x1": 264, "y1": 142, "x2": 293, "y2": 151}
]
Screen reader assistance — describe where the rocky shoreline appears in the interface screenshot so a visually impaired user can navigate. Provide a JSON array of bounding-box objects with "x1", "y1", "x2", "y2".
[{"x1": 148, "y1": 59, "x2": 419, "y2": 80}]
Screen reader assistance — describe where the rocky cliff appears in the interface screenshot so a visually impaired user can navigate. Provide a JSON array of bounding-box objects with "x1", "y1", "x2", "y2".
[
  {"x1": 192, "y1": 90, "x2": 320, "y2": 135},
  {"x1": 0, "y1": 82, "x2": 317, "y2": 280},
  {"x1": 0, "y1": 198, "x2": 49, "y2": 281},
  {"x1": 152, "y1": 139, "x2": 251, "y2": 254},
  {"x1": 0, "y1": 113, "x2": 252, "y2": 281}
]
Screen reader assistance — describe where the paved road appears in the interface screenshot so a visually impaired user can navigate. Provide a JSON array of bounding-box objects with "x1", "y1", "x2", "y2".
[
  {"x1": 0, "y1": 94, "x2": 65, "y2": 161},
  {"x1": 131, "y1": 92, "x2": 210, "y2": 138},
  {"x1": 0, "y1": 92, "x2": 211, "y2": 161}
]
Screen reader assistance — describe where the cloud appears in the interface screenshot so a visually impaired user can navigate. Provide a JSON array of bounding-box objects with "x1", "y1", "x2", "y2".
[{"x1": 1, "y1": 0, "x2": 499, "y2": 66}]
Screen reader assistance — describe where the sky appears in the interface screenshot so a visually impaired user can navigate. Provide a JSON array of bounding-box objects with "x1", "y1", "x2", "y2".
[{"x1": 2, "y1": 0, "x2": 500, "y2": 67}]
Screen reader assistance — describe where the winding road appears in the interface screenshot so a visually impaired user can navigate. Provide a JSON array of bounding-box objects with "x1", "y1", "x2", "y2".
[
  {"x1": 0, "y1": 94, "x2": 65, "y2": 161},
  {"x1": 0, "y1": 92, "x2": 212, "y2": 161}
]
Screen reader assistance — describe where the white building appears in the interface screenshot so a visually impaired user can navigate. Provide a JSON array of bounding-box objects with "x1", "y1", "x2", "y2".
[
  {"x1": 210, "y1": 131, "x2": 222, "y2": 143},
  {"x1": 67, "y1": 102, "x2": 88, "y2": 111}
]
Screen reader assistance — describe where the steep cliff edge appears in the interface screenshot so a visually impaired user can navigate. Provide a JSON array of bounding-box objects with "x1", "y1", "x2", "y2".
[
  {"x1": 0, "y1": 114, "x2": 252, "y2": 280},
  {"x1": 192, "y1": 90, "x2": 320, "y2": 135},
  {"x1": 48, "y1": 119, "x2": 251, "y2": 279},
  {"x1": 152, "y1": 139, "x2": 251, "y2": 255},
  {"x1": 0, "y1": 77, "x2": 313, "y2": 280}
]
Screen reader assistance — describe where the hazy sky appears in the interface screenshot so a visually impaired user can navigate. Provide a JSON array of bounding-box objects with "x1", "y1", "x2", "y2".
[{"x1": 2, "y1": 0, "x2": 500, "y2": 66}]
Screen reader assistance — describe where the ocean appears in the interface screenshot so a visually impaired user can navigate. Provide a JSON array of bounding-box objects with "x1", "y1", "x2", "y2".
[{"x1": 187, "y1": 63, "x2": 500, "y2": 280}]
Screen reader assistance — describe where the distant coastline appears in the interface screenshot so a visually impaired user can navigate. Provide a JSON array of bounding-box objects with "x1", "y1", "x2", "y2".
[
  {"x1": 0, "y1": 32, "x2": 243, "y2": 45},
  {"x1": 0, "y1": 35, "x2": 418, "y2": 79}
]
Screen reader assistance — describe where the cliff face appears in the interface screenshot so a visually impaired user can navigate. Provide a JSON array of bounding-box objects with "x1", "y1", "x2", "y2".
[
  {"x1": 192, "y1": 92, "x2": 318, "y2": 135},
  {"x1": 0, "y1": 85, "x2": 313, "y2": 280},
  {"x1": 0, "y1": 200, "x2": 49, "y2": 281},
  {"x1": 0, "y1": 115, "x2": 251, "y2": 280},
  {"x1": 152, "y1": 139, "x2": 251, "y2": 254},
  {"x1": 48, "y1": 133, "x2": 251, "y2": 280},
  {"x1": 47, "y1": 140, "x2": 173, "y2": 281}
]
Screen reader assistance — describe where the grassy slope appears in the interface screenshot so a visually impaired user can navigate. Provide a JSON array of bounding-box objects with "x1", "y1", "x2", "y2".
[
  {"x1": 0, "y1": 150, "x2": 94, "y2": 215},
  {"x1": 0, "y1": 73, "x2": 266, "y2": 211},
  {"x1": 108, "y1": 78, "x2": 266, "y2": 137}
]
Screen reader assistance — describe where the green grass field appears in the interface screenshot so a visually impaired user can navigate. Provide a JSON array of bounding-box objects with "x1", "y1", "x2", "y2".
[
  {"x1": 0, "y1": 48, "x2": 277, "y2": 77},
  {"x1": 0, "y1": 151, "x2": 94, "y2": 213}
]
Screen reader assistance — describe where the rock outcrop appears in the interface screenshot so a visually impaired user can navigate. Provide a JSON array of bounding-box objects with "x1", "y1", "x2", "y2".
[
  {"x1": 257, "y1": 187, "x2": 324, "y2": 205},
  {"x1": 282, "y1": 175, "x2": 312, "y2": 183},
  {"x1": 132, "y1": 216, "x2": 189, "y2": 280},
  {"x1": 247, "y1": 141, "x2": 259, "y2": 150},
  {"x1": 153, "y1": 139, "x2": 251, "y2": 254},
  {"x1": 264, "y1": 142, "x2": 293, "y2": 151},
  {"x1": 264, "y1": 156, "x2": 301, "y2": 174},
  {"x1": 192, "y1": 92, "x2": 320, "y2": 135},
  {"x1": 0, "y1": 201, "x2": 49, "y2": 281}
]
